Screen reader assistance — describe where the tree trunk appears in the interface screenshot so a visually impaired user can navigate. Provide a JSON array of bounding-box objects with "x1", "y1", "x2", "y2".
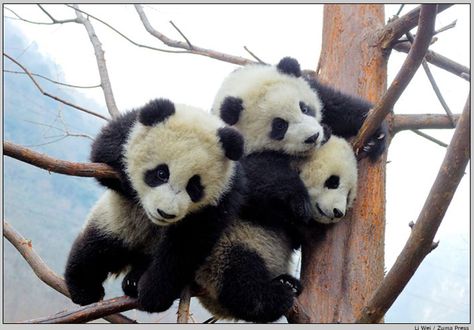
[{"x1": 298, "y1": 4, "x2": 388, "y2": 323}]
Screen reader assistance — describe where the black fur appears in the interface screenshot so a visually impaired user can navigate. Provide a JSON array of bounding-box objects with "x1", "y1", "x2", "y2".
[
  {"x1": 90, "y1": 110, "x2": 138, "y2": 198},
  {"x1": 304, "y1": 76, "x2": 388, "y2": 161},
  {"x1": 64, "y1": 224, "x2": 153, "y2": 305},
  {"x1": 138, "y1": 98, "x2": 175, "y2": 127},
  {"x1": 217, "y1": 127, "x2": 244, "y2": 161},
  {"x1": 218, "y1": 245, "x2": 300, "y2": 323},
  {"x1": 137, "y1": 164, "x2": 247, "y2": 313},
  {"x1": 186, "y1": 175, "x2": 204, "y2": 203},
  {"x1": 220, "y1": 96, "x2": 244, "y2": 125},
  {"x1": 270, "y1": 118, "x2": 289, "y2": 141},
  {"x1": 276, "y1": 57, "x2": 301, "y2": 78}
]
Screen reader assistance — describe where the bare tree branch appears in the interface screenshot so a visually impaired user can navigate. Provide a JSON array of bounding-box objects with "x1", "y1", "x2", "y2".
[
  {"x1": 405, "y1": 31, "x2": 456, "y2": 127},
  {"x1": 169, "y1": 20, "x2": 194, "y2": 49},
  {"x1": 3, "y1": 53, "x2": 109, "y2": 121},
  {"x1": 64, "y1": 5, "x2": 188, "y2": 54},
  {"x1": 72, "y1": 5, "x2": 120, "y2": 118},
  {"x1": 353, "y1": 5, "x2": 438, "y2": 154},
  {"x1": 3, "y1": 141, "x2": 118, "y2": 179},
  {"x1": 5, "y1": 6, "x2": 79, "y2": 25},
  {"x1": 411, "y1": 129, "x2": 448, "y2": 148},
  {"x1": 177, "y1": 286, "x2": 192, "y2": 323},
  {"x1": 23, "y1": 296, "x2": 138, "y2": 324},
  {"x1": 393, "y1": 42, "x2": 470, "y2": 81},
  {"x1": 4, "y1": 69, "x2": 101, "y2": 89},
  {"x1": 356, "y1": 93, "x2": 470, "y2": 323},
  {"x1": 3, "y1": 221, "x2": 135, "y2": 323},
  {"x1": 393, "y1": 113, "x2": 460, "y2": 132},
  {"x1": 243, "y1": 46, "x2": 267, "y2": 64},
  {"x1": 134, "y1": 5, "x2": 255, "y2": 66},
  {"x1": 380, "y1": 4, "x2": 452, "y2": 50}
]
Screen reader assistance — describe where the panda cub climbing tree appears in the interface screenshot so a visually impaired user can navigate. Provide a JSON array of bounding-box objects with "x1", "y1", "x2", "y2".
[{"x1": 64, "y1": 98, "x2": 246, "y2": 313}]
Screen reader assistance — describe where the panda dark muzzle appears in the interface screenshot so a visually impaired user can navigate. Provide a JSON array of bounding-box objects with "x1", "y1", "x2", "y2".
[
  {"x1": 157, "y1": 208, "x2": 176, "y2": 219},
  {"x1": 304, "y1": 133, "x2": 319, "y2": 144}
]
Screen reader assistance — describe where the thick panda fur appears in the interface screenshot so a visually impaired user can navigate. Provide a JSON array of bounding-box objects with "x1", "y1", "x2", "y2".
[
  {"x1": 64, "y1": 98, "x2": 246, "y2": 313},
  {"x1": 193, "y1": 136, "x2": 358, "y2": 322}
]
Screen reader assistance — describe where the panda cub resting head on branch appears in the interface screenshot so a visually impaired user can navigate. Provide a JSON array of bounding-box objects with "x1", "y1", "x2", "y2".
[{"x1": 64, "y1": 98, "x2": 246, "y2": 313}]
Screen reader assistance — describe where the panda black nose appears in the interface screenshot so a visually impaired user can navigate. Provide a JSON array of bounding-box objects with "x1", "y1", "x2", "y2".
[
  {"x1": 157, "y1": 208, "x2": 176, "y2": 220},
  {"x1": 333, "y1": 208, "x2": 344, "y2": 218},
  {"x1": 304, "y1": 133, "x2": 320, "y2": 144}
]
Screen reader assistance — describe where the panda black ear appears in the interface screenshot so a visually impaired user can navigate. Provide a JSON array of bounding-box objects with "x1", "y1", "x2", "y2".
[
  {"x1": 277, "y1": 57, "x2": 301, "y2": 77},
  {"x1": 138, "y1": 98, "x2": 175, "y2": 126},
  {"x1": 217, "y1": 127, "x2": 244, "y2": 161},
  {"x1": 220, "y1": 96, "x2": 243, "y2": 125}
]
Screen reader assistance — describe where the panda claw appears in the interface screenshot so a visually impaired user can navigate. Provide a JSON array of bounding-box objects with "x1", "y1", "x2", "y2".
[{"x1": 377, "y1": 133, "x2": 385, "y2": 140}]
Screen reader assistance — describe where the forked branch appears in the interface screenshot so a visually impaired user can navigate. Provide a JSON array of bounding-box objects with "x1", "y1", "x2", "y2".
[
  {"x1": 353, "y1": 5, "x2": 438, "y2": 153},
  {"x1": 356, "y1": 93, "x2": 470, "y2": 323}
]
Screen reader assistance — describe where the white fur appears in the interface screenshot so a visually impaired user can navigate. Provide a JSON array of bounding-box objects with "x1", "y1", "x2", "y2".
[
  {"x1": 212, "y1": 64, "x2": 325, "y2": 155},
  {"x1": 85, "y1": 190, "x2": 162, "y2": 254},
  {"x1": 124, "y1": 104, "x2": 236, "y2": 225},
  {"x1": 299, "y1": 136, "x2": 358, "y2": 224}
]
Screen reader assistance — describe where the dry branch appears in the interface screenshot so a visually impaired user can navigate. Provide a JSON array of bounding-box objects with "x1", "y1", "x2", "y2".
[
  {"x1": 353, "y1": 5, "x2": 438, "y2": 154},
  {"x1": 4, "y1": 69, "x2": 101, "y2": 89},
  {"x1": 3, "y1": 53, "x2": 108, "y2": 121},
  {"x1": 134, "y1": 5, "x2": 255, "y2": 66},
  {"x1": 23, "y1": 296, "x2": 138, "y2": 323},
  {"x1": 4, "y1": 141, "x2": 118, "y2": 179},
  {"x1": 393, "y1": 42, "x2": 470, "y2": 80},
  {"x1": 381, "y1": 4, "x2": 452, "y2": 50},
  {"x1": 73, "y1": 5, "x2": 120, "y2": 118},
  {"x1": 5, "y1": 6, "x2": 78, "y2": 25},
  {"x1": 411, "y1": 129, "x2": 448, "y2": 148},
  {"x1": 393, "y1": 113, "x2": 460, "y2": 132},
  {"x1": 356, "y1": 93, "x2": 470, "y2": 323},
  {"x1": 3, "y1": 221, "x2": 135, "y2": 323},
  {"x1": 177, "y1": 286, "x2": 192, "y2": 323}
]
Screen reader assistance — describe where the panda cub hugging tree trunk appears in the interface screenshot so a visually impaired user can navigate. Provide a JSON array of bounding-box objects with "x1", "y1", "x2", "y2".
[{"x1": 64, "y1": 98, "x2": 246, "y2": 313}]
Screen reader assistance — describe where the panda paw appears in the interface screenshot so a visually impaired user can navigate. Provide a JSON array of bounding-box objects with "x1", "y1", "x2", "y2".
[
  {"x1": 68, "y1": 284, "x2": 105, "y2": 306},
  {"x1": 289, "y1": 195, "x2": 313, "y2": 224},
  {"x1": 122, "y1": 268, "x2": 145, "y2": 298},
  {"x1": 357, "y1": 120, "x2": 388, "y2": 162},
  {"x1": 272, "y1": 274, "x2": 303, "y2": 296},
  {"x1": 136, "y1": 273, "x2": 176, "y2": 313}
]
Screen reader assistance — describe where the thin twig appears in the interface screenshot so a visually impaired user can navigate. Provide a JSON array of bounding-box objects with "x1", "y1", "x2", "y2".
[
  {"x1": 405, "y1": 31, "x2": 456, "y2": 127},
  {"x1": 3, "y1": 53, "x2": 108, "y2": 121},
  {"x1": 411, "y1": 129, "x2": 448, "y2": 147},
  {"x1": 393, "y1": 113, "x2": 461, "y2": 133},
  {"x1": 356, "y1": 93, "x2": 470, "y2": 323},
  {"x1": 72, "y1": 4, "x2": 120, "y2": 118},
  {"x1": 5, "y1": 6, "x2": 78, "y2": 25},
  {"x1": 3, "y1": 221, "x2": 136, "y2": 323},
  {"x1": 380, "y1": 4, "x2": 452, "y2": 50},
  {"x1": 3, "y1": 141, "x2": 118, "y2": 179},
  {"x1": 169, "y1": 20, "x2": 194, "y2": 49},
  {"x1": 4, "y1": 69, "x2": 101, "y2": 89},
  {"x1": 395, "y1": 4, "x2": 405, "y2": 17},
  {"x1": 243, "y1": 46, "x2": 267, "y2": 64},
  {"x1": 393, "y1": 42, "x2": 470, "y2": 81},
  {"x1": 64, "y1": 4, "x2": 188, "y2": 54},
  {"x1": 352, "y1": 5, "x2": 438, "y2": 154},
  {"x1": 176, "y1": 286, "x2": 192, "y2": 323},
  {"x1": 135, "y1": 4, "x2": 255, "y2": 66},
  {"x1": 434, "y1": 19, "x2": 457, "y2": 35}
]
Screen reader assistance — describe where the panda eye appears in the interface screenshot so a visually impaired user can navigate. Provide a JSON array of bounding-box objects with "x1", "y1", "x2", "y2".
[
  {"x1": 324, "y1": 175, "x2": 340, "y2": 189},
  {"x1": 144, "y1": 164, "x2": 169, "y2": 187},
  {"x1": 299, "y1": 102, "x2": 315, "y2": 116},
  {"x1": 270, "y1": 117, "x2": 289, "y2": 141}
]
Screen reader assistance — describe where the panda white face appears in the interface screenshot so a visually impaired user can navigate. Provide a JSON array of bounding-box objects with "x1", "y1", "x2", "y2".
[
  {"x1": 212, "y1": 60, "x2": 327, "y2": 156},
  {"x1": 124, "y1": 101, "x2": 241, "y2": 226},
  {"x1": 299, "y1": 136, "x2": 358, "y2": 224}
]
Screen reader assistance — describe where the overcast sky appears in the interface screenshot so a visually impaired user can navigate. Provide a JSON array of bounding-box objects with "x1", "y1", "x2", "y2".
[{"x1": 3, "y1": 4, "x2": 470, "y2": 323}]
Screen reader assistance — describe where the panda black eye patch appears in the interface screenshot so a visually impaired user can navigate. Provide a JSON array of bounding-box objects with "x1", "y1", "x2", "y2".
[
  {"x1": 186, "y1": 175, "x2": 204, "y2": 203},
  {"x1": 144, "y1": 164, "x2": 169, "y2": 187},
  {"x1": 299, "y1": 102, "x2": 316, "y2": 117},
  {"x1": 324, "y1": 175, "x2": 340, "y2": 189},
  {"x1": 270, "y1": 118, "x2": 289, "y2": 141}
]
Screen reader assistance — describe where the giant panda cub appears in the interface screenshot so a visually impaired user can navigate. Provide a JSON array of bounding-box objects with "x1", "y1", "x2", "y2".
[
  {"x1": 193, "y1": 136, "x2": 358, "y2": 323},
  {"x1": 212, "y1": 56, "x2": 386, "y2": 230},
  {"x1": 64, "y1": 98, "x2": 245, "y2": 313}
]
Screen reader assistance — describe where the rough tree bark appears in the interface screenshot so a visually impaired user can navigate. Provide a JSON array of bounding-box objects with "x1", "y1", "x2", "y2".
[{"x1": 298, "y1": 5, "x2": 388, "y2": 323}]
